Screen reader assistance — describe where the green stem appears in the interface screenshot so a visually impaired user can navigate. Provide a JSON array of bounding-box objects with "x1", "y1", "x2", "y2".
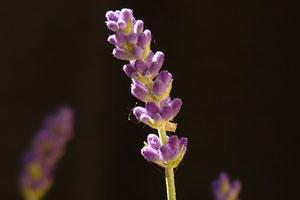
[
  {"x1": 158, "y1": 128, "x2": 177, "y2": 200},
  {"x1": 158, "y1": 128, "x2": 168, "y2": 145},
  {"x1": 165, "y1": 167, "x2": 176, "y2": 200}
]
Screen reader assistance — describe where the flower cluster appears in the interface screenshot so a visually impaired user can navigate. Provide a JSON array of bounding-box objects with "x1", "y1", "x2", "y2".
[
  {"x1": 105, "y1": 8, "x2": 187, "y2": 167},
  {"x1": 212, "y1": 173, "x2": 241, "y2": 200},
  {"x1": 141, "y1": 134, "x2": 187, "y2": 168},
  {"x1": 19, "y1": 107, "x2": 75, "y2": 200}
]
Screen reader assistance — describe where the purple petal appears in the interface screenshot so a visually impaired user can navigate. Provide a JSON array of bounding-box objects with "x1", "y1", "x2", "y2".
[
  {"x1": 137, "y1": 30, "x2": 152, "y2": 48},
  {"x1": 145, "y1": 102, "x2": 160, "y2": 116},
  {"x1": 133, "y1": 46, "x2": 144, "y2": 60},
  {"x1": 149, "y1": 51, "x2": 164, "y2": 75},
  {"x1": 128, "y1": 33, "x2": 138, "y2": 44},
  {"x1": 170, "y1": 98, "x2": 182, "y2": 119},
  {"x1": 160, "y1": 105, "x2": 172, "y2": 120},
  {"x1": 160, "y1": 143, "x2": 176, "y2": 161},
  {"x1": 106, "y1": 21, "x2": 118, "y2": 32},
  {"x1": 115, "y1": 33, "x2": 128, "y2": 44},
  {"x1": 105, "y1": 11, "x2": 118, "y2": 21},
  {"x1": 132, "y1": 106, "x2": 146, "y2": 120},
  {"x1": 134, "y1": 60, "x2": 147, "y2": 74},
  {"x1": 107, "y1": 35, "x2": 118, "y2": 46},
  {"x1": 113, "y1": 48, "x2": 132, "y2": 60},
  {"x1": 167, "y1": 135, "x2": 179, "y2": 150},
  {"x1": 152, "y1": 113, "x2": 162, "y2": 121},
  {"x1": 123, "y1": 64, "x2": 134, "y2": 78},
  {"x1": 141, "y1": 146, "x2": 159, "y2": 162},
  {"x1": 120, "y1": 8, "x2": 133, "y2": 23},
  {"x1": 131, "y1": 82, "x2": 148, "y2": 101},
  {"x1": 147, "y1": 134, "x2": 161, "y2": 149},
  {"x1": 179, "y1": 137, "x2": 188, "y2": 150},
  {"x1": 117, "y1": 20, "x2": 127, "y2": 30},
  {"x1": 134, "y1": 20, "x2": 144, "y2": 34},
  {"x1": 139, "y1": 113, "x2": 152, "y2": 124},
  {"x1": 152, "y1": 70, "x2": 172, "y2": 96}
]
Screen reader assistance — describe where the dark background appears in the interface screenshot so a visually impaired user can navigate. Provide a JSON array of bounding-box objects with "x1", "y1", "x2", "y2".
[{"x1": 1, "y1": 0, "x2": 299, "y2": 199}]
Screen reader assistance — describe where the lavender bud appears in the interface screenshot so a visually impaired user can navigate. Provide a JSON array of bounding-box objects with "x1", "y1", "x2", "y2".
[
  {"x1": 145, "y1": 102, "x2": 160, "y2": 116},
  {"x1": 115, "y1": 33, "x2": 129, "y2": 45},
  {"x1": 147, "y1": 134, "x2": 161, "y2": 150},
  {"x1": 137, "y1": 30, "x2": 152, "y2": 49},
  {"x1": 134, "y1": 20, "x2": 144, "y2": 34},
  {"x1": 113, "y1": 47, "x2": 132, "y2": 60},
  {"x1": 149, "y1": 51, "x2": 164, "y2": 75},
  {"x1": 131, "y1": 82, "x2": 149, "y2": 102},
  {"x1": 107, "y1": 35, "x2": 118, "y2": 46},
  {"x1": 141, "y1": 146, "x2": 160, "y2": 162},
  {"x1": 106, "y1": 21, "x2": 119, "y2": 32},
  {"x1": 170, "y1": 98, "x2": 183, "y2": 118},
  {"x1": 120, "y1": 8, "x2": 133, "y2": 23},
  {"x1": 132, "y1": 106, "x2": 146, "y2": 120},
  {"x1": 152, "y1": 70, "x2": 172, "y2": 96},
  {"x1": 134, "y1": 60, "x2": 148, "y2": 74},
  {"x1": 117, "y1": 20, "x2": 127, "y2": 30},
  {"x1": 105, "y1": 11, "x2": 118, "y2": 21},
  {"x1": 160, "y1": 105, "x2": 172, "y2": 120}
]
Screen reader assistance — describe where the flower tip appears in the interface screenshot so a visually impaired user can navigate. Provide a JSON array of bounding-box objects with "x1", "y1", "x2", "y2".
[
  {"x1": 105, "y1": 10, "x2": 117, "y2": 21},
  {"x1": 147, "y1": 134, "x2": 161, "y2": 149},
  {"x1": 134, "y1": 20, "x2": 144, "y2": 34},
  {"x1": 131, "y1": 82, "x2": 149, "y2": 101},
  {"x1": 120, "y1": 8, "x2": 133, "y2": 22},
  {"x1": 141, "y1": 146, "x2": 159, "y2": 162},
  {"x1": 179, "y1": 137, "x2": 188, "y2": 148},
  {"x1": 132, "y1": 106, "x2": 145, "y2": 120}
]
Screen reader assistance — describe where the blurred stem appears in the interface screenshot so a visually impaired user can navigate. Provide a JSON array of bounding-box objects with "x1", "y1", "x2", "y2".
[{"x1": 158, "y1": 128, "x2": 176, "y2": 200}]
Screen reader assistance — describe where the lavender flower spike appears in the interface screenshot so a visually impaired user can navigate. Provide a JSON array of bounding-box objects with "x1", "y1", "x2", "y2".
[
  {"x1": 212, "y1": 172, "x2": 242, "y2": 200},
  {"x1": 19, "y1": 107, "x2": 75, "y2": 200},
  {"x1": 106, "y1": 9, "x2": 187, "y2": 200}
]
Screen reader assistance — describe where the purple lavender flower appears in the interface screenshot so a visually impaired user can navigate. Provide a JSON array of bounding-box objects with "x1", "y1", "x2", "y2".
[
  {"x1": 106, "y1": 9, "x2": 187, "y2": 200},
  {"x1": 19, "y1": 107, "x2": 75, "y2": 200},
  {"x1": 212, "y1": 172, "x2": 241, "y2": 200},
  {"x1": 106, "y1": 8, "x2": 186, "y2": 165},
  {"x1": 141, "y1": 134, "x2": 187, "y2": 168}
]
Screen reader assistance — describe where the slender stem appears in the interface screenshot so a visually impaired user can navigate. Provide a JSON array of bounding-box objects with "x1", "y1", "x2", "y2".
[
  {"x1": 165, "y1": 167, "x2": 176, "y2": 200},
  {"x1": 158, "y1": 128, "x2": 167, "y2": 145},
  {"x1": 158, "y1": 128, "x2": 177, "y2": 200}
]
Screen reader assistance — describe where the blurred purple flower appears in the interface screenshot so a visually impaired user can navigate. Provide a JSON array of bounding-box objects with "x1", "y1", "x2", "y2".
[
  {"x1": 19, "y1": 106, "x2": 75, "y2": 200},
  {"x1": 212, "y1": 172, "x2": 241, "y2": 200}
]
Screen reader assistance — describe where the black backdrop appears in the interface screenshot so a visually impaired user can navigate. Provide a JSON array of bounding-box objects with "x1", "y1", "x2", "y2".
[{"x1": 1, "y1": 0, "x2": 299, "y2": 199}]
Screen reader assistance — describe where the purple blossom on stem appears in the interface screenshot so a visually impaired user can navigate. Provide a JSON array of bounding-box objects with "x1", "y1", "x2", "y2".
[
  {"x1": 19, "y1": 107, "x2": 75, "y2": 200},
  {"x1": 105, "y1": 8, "x2": 183, "y2": 132},
  {"x1": 141, "y1": 134, "x2": 187, "y2": 168},
  {"x1": 212, "y1": 172, "x2": 242, "y2": 200},
  {"x1": 106, "y1": 8, "x2": 187, "y2": 200}
]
